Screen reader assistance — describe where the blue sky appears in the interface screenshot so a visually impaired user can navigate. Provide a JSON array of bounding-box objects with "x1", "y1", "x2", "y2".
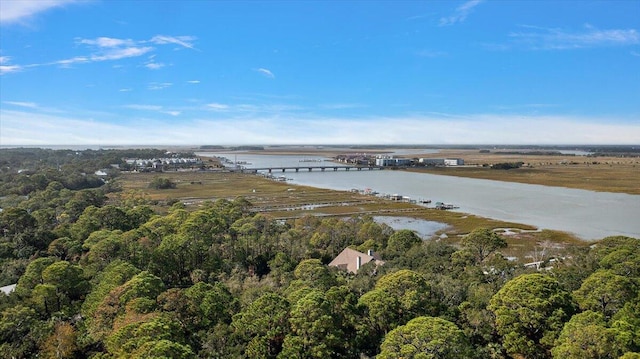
[{"x1": 1, "y1": 0, "x2": 639, "y2": 146}]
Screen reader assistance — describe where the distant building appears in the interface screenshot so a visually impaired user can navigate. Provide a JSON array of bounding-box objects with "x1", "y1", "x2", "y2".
[
  {"x1": 444, "y1": 158, "x2": 464, "y2": 166},
  {"x1": 329, "y1": 248, "x2": 385, "y2": 274},
  {"x1": 419, "y1": 158, "x2": 464, "y2": 166},
  {"x1": 419, "y1": 158, "x2": 446, "y2": 166},
  {"x1": 376, "y1": 155, "x2": 412, "y2": 167}
]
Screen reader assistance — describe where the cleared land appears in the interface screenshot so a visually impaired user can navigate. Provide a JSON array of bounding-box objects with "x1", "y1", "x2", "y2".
[{"x1": 115, "y1": 171, "x2": 586, "y2": 261}]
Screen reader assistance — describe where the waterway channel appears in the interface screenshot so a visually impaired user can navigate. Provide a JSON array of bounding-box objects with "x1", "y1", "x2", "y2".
[{"x1": 198, "y1": 152, "x2": 640, "y2": 241}]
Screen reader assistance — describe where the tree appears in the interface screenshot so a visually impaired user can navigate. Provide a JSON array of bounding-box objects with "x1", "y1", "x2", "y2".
[
  {"x1": 378, "y1": 316, "x2": 473, "y2": 359},
  {"x1": 385, "y1": 229, "x2": 421, "y2": 258},
  {"x1": 0, "y1": 305, "x2": 47, "y2": 358},
  {"x1": 489, "y1": 273, "x2": 576, "y2": 358},
  {"x1": 105, "y1": 314, "x2": 192, "y2": 358},
  {"x1": 461, "y1": 227, "x2": 507, "y2": 264},
  {"x1": 16, "y1": 257, "x2": 58, "y2": 293},
  {"x1": 287, "y1": 259, "x2": 338, "y2": 293},
  {"x1": 233, "y1": 292, "x2": 290, "y2": 358},
  {"x1": 89, "y1": 271, "x2": 165, "y2": 342},
  {"x1": 40, "y1": 321, "x2": 78, "y2": 359},
  {"x1": 279, "y1": 290, "x2": 341, "y2": 359},
  {"x1": 81, "y1": 260, "x2": 140, "y2": 319},
  {"x1": 551, "y1": 311, "x2": 625, "y2": 359},
  {"x1": 573, "y1": 270, "x2": 637, "y2": 318},
  {"x1": 149, "y1": 177, "x2": 177, "y2": 190},
  {"x1": 132, "y1": 339, "x2": 196, "y2": 359},
  {"x1": 359, "y1": 270, "x2": 436, "y2": 342}
]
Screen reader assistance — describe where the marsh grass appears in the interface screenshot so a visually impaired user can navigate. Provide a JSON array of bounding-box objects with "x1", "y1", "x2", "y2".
[
  {"x1": 116, "y1": 171, "x2": 587, "y2": 260},
  {"x1": 407, "y1": 150, "x2": 640, "y2": 195}
]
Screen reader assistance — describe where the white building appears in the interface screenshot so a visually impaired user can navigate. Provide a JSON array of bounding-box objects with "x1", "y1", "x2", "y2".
[{"x1": 444, "y1": 158, "x2": 464, "y2": 166}]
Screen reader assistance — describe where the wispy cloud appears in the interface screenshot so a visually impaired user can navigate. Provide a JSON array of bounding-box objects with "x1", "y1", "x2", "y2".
[
  {"x1": 510, "y1": 25, "x2": 640, "y2": 50},
  {"x1": 4, "y1": 101, "x2": 38, "y2": 108},
  {"x1": 150, "y1": 35, "x2": 198, "y2": 50},
  {"x1": 187, "y1": 80, "x2": 200, "y2": 84},
  {"x1": 147, "y1": 82, "x2": 173, "y2": 90},
  {"x1": 77, "y1": 37, "x2": 135, "y2": 48},
  {"x1": 439, "y1": 0, "x2": 483, "y2": 27},
  {"x1": 207, "y1": 103, "x2": 230, "y2": 111},
  {"x1": 145, "y1": 62, "x2": 165, "y2": 70},
  {"x1": 125, "y1": 104, "x2": 180, "y2": 117},
  {"x1": 119, "y1": 88, "x2": 132, "y2": 92},
  {"x1": 4, "y1": 34, "x2": 197, "y2": 74},
  {"x1": 255, "y1": 68, "x2": 275, "y2": 78},
  {"x1": 0, "y1": 0, "x2": 79, "y2": 25},
  {"x1": 0, "y1": 64, "x2": 23, "y2": 75},
  {"x1": 0, "y1": 56, "x2": 22, "y2": 74}
]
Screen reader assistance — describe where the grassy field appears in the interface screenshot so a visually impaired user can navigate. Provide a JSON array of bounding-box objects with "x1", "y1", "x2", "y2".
[
  {"x1": 115, "y1": 170, "x2": 587, "y2": 261},
  {"x1": 406, "y1": 149, "x2": 640, "y2": 195}
]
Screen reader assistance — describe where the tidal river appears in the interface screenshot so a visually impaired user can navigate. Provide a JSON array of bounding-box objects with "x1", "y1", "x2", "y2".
[{"x1": 198, "y1": 152, "x2": 640, "y2": 241}]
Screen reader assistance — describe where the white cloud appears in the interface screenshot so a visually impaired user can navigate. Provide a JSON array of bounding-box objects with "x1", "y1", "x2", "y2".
[
  {"x1": 2, "y1": 108, "x2": 638, "y2": 146},
  {"x1": 0, "y1": 0, "x2": 78, "y2": 24},
  {"x1": 187, "y1": 80, "x2": 200, "y2": 84},
  {"x1": 77, "y1": 37, "x2": 136, "y2": 48},
  {"x1": 90, "y1": 46, "x2": 154, "y2": 61},
  {"x1": 206, "y1": 103, "x2": 230, "y2": 111},
  {"x1": 0, "y1": 64, "x2": 23, "y2": 75},
  {"x1": 55, "y1": 56, "x2": 90, "y2": 66},
  {"x1": 4, "y1": 101, "x2": 38, "y2": 108},
  {"x1": 124, "y1": 104, "x2": 180, "y2": 117},
  {"x1": 7, "y1": 34, "x2": 196, "y2": 73},
  {"x1": 150, "y1": 35, "x2": 198, "y2": 50},
  {"x1": 0, "y1": 56, "x2": 23, "y2": 74},
  {"x1": 145, "y1": 62, "x2": 165, "y2": 70},
  {"x1": 439, "y1": 0, "x2": 483, "y2": 27},
  {"x1": 510, "y1": 25, "x2": 640, "y2": 50},
  {"x1": 147, "y1": 82, "x2": 173, "y2": 90},
  {"x1": 255, "y1": 68, "x2": 275, "y2": 78},
  {"x1": 119, "y1": 88, "x2": 132, "y2": 92}
]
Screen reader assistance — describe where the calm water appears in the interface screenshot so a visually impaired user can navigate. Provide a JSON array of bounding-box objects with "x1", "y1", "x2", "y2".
[{"x1": 199, "y1": 152, "x2": 640, "y2": 241}]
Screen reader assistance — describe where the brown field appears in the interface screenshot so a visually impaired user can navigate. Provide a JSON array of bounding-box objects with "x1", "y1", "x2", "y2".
[
  {"x1": 405, "y1": 149, "x2": 640, "y2": 195},
  {"x1": 115, "y1": 170, "x2": 587, "y2": 261}
]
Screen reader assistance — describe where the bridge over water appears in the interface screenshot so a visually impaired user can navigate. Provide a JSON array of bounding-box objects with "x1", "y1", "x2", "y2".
[{"x1": 234, "y1": 165, "x2": 385, "y2": 173}]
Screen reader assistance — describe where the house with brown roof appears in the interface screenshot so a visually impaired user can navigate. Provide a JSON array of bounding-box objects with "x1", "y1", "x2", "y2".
[{"x1": 328, "y1": 247, "x2": 384, "y2": 274}]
